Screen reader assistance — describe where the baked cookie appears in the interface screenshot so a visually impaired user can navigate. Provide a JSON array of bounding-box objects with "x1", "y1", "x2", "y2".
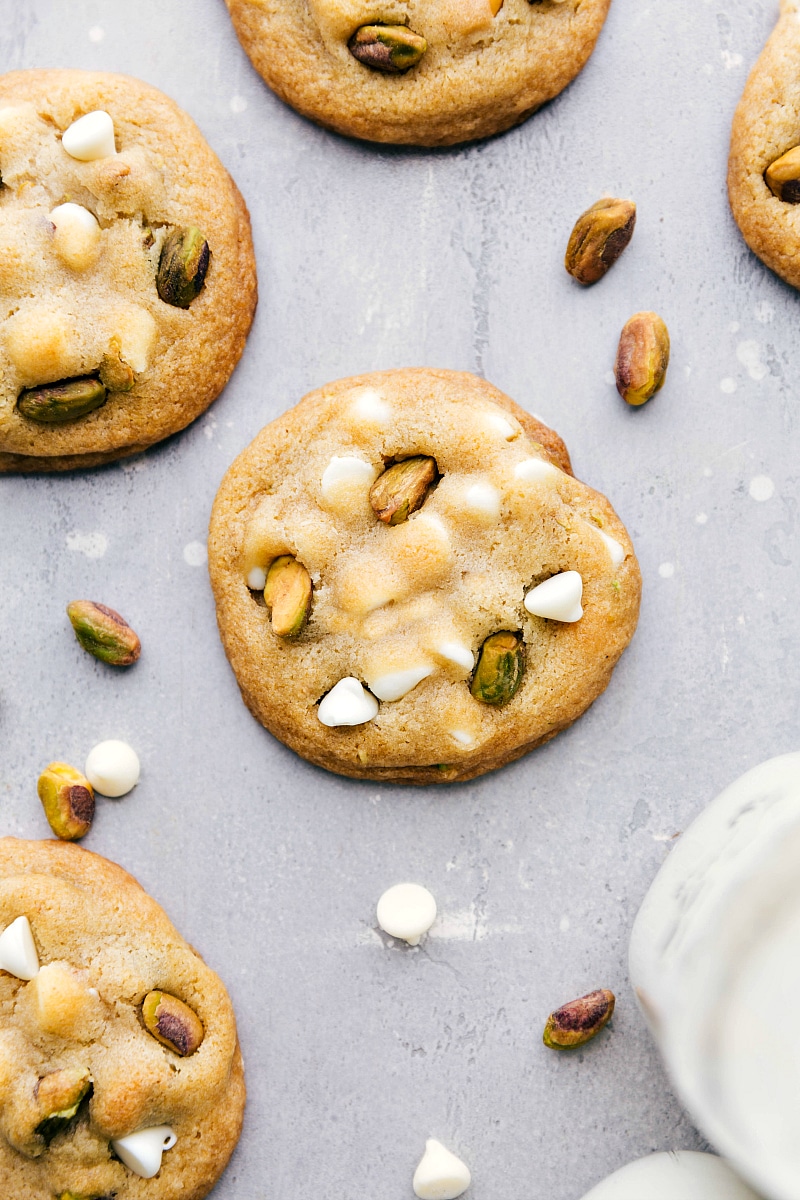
[
  {"x1": 0, "y1": 70, "x2": 257, "y2": 473},
  {"x1": 225, "y1": 0, "x2": 612, "y2": 146},
  {"x1": 729, "y1": 0, "x2": 800, "y2": 290},
  {"x1": 0, "y1": 838, "x2": 245, "y2": 1199},
  {"x1": 208, "y1": 368, "x2": 640, "y2": 784}
]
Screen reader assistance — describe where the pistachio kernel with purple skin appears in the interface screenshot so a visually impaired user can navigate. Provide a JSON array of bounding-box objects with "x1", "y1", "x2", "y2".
[
  {"x1": 369, "y1": 455, "x2": 437, "y2": 525},
  {"x1": 543, "y1": 988, "x2": 615, "y2": 1049},
  {"x1": 565, "y1": 198, "x2": 637, "y2": 286},
  {"x1": 67, "y1": 600, "x2": 141, "y2": 666},
  {"x1": 142, "y1": 991, "x2": 204, "y2": 1057},
  {"x1": 37, "y1": 763, "x2": 95, "y2": 841},
  {"x1": 156, "y1": 225, "x2": 210, "y2": 308},
  {"x1": 348, "y1": 24, "x2": 427, "y2": 74}
]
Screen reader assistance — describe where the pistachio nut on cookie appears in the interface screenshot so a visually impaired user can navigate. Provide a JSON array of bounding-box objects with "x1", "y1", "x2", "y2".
[
  {"x1": 208, "y1": 368, "x2": 641, "y2": 784},
  {"x1": 0, "y1": 838, "x2": 245, "y2": 1199},
  {"x1": 225, "y1": 0, "x2": 612, "y2": 146},
  {"x1": 729, "y1": 0, "x2": 800, "y2": 291},
  {"x1": 0, "y1": 70, "x2": 257, "y2": 473}
]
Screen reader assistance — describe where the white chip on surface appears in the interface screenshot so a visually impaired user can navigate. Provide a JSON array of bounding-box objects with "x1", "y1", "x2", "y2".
[
  {"x1": 349, "y1": 388, "x2": 392, "y2": 424},
  {"x1": 0, "y1": 915, "x2": 40, "y2": 981},
  {"x1": 524, "y1": 571, "x2": 584, "y2": 623},
  {"x1": 464, "y1": 482, "x2": 501, "y2": 523},
  {"x1": 61, "y1": 110, "x2": 117, "y2": 161},
  {"x1": 367, "y1": 665, "x2": 434, "y2": 702},
  {"x1": 377, "y1": 883, "x2": 437, "y2": 945},
  {"x1": 596, "y1": 528, "x2": 626, "y2": 566},
  {"x1": 85, "y1": 739, "x2": 140, "y2": 798},
  {"x1": 111, "y1": 1127, "x2": 177, "y2": 1180},
  {"x1": 318, "y1": 678, "x2": 378, "y2": 727},
  {"x1": 435, "y1": 642, "x2": 475, "y2": 672},
  {"x1": 514, "y1": 457, "x2": 559, "y2": 484},
  {"x1": 413, "y1": 1138, "x2": 472, "y2": 1199},
  {"x1": 450, "y1": 729, "x2": 476, "y2": 747}
]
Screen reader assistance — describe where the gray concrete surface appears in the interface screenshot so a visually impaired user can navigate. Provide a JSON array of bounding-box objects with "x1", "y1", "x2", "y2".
[{"x1": 0, "y1": 0, "x2": 794, "y2": 1196}]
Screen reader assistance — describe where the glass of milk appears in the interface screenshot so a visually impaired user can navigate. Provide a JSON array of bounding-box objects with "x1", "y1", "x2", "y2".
[{"x1": 629, "y1": 753, "x2": 800, "y2": 1200}]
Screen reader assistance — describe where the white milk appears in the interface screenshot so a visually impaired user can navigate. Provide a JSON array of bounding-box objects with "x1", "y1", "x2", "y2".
[{"x1": 629, "y1": 753, "x2": 800, "y2": 1200}]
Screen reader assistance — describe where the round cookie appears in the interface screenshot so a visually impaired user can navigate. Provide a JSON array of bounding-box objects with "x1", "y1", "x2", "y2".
[
  {"x1": 208, "y1": 368, "x2": 641, "y2": 784},
  {"x1": 0, "y1": 838, "x2": 245, "y2": 1199},
  {"x1": 729, "y1": 0, "x2": 800, "y2": 290},
  {"x1": 0, "y1": 70, "x2": 257, "y2": 473},
  {"x1": 225, "y1": 0, "x2": 612, "y2": 147}
]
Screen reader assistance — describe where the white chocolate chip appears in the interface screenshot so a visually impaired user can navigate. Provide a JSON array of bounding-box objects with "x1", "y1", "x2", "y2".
[
  {"x1": 450, "y1": 729, "x2": 476, "y2": 747},
  {"x1": 377, "y1": 883, "x2": 437, "y2": 945},
  {"x1": 367, "y1": 664, "x2": 434, "y2": 702},
  {"x1": 524, "y1": 571, "x2": 584, "y2": 623},
  {"x1": 85, "y1": 739, "x2": 140, "y2": 798},
  {"x1": 5, "y1": 308, "x2": 78, "y2": 384},
  {"x1": 0, "y1": 916, "x2": 39, "y2": 981},
  {"x1": 49, "y1": 203, "x2": 102, "y2": 271},
  {"x1": 61, "y1": 110, "x2": 117, "y2": 161},
  {"x1": 413, "y1": 1138, "x2": 472, "y2": 1199},
  {"x1": 247, "y1": 566, "x2": 267, "y2": 590},
  {"x1": 514, "y1": 458, "x2": 559, "y2": 483},
  {"x1": 435, "y1": 642, "x2": 475, "y2": 672},
  {"x1": 108, "y1": 306, "x2": 157, "y2": 374},
  {"x1": 484, "y1": 412, "x2": 517, "y2": 439},
  {"x1": 596, "y1": 528, "x2": 626, "y2": 566},
  {"x1": 320, "y1": 455, "x2": 377, "y2": 508},
  {"x1": 350, "y1": 388, "x2": 391, "y2": 424},
  {"x1": 318, "y1": 678, "x2": 378, "y2": 727},
  {"x1": 464, "y1": 482, "x2": 501, "y2": 523},
  {"x1": 111, "y1": 1127, "x2": 177, "y2": 1179}
]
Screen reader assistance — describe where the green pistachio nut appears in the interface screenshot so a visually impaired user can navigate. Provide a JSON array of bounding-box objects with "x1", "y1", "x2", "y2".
[
  {"x1": 369, "y1": 456, "x2": 437, "y2": 525},
  {"x1": 156, "y1": 225, "x2": 211, "y2": 308},
  {"x1": 614, "y1": 311, "x2": 670, "y2": 406},
  {"x1": 35, "y1": 1068, "x2": 91, "y2": 1140},
  {"x1": 565, "y1": 198, "x2": 637, "y2": 285},
  {"x1": 348, "y1": 24, "x2": 427, "y2": 74},
  {"x1": 99, "y1": 337, "x2": 135, "y2": 392},
  {"x1": 765, "y1": 145, "x2": 800, "y2": 203},
  {"x1": 543, "y1": 988, "x2": 615, "y2": 1049},
  {"x1": 470, "y1": 631, "x2": 525, "y2": 706},
  {"x1": 37, "y1": 762, "x2": 95, "y2": 841},
  {"x1": 67, "y1": 600, "x2": 141, "y2": 667},
  {"x1": 264, "y1": 556, "x2": 312, "y2": 638},
  {"x1": 17, "y1": 376, "x2": 107, "y2": 424},
  {"x1": 142, "y1": 990, "x2": 204, "y2": 1057}
]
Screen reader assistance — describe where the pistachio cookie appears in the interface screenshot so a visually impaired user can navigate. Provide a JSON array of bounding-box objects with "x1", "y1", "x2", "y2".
[
  {"x1": 729, "y1": 0, "x2": 800, "y2": 290},
  {"x1": 0, "y1": 838, "x2": 245, "y2": 1199},
  {"x1": 225, "y1": 0, "x2": 612, "y2": 146},
  {"x1": 208, "y1": 368, "x2": 640, "y2": 783},
  {"x1": 0, "y1": 70, "x2": 257, "y2": 473}
]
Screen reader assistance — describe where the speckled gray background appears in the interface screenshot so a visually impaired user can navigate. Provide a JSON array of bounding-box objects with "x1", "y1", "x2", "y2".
[{"x1": 0, "y1": 0, "x2": 795, "y2": 1196}]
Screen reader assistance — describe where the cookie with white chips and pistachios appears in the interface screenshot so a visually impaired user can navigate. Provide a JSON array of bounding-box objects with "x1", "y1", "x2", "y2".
[
  {"x1": 0, "y1": 838, "x2": 244, "y2": 1199},
  {"x1": 208, "y1": 368, "x2": 641, "y2": 784},
  {"x1": 225, "y1": 0, "x2": 611, "y2": 147},
  {"x1": 728, "y1": 0, "x2": 800, "y2": 291},
  {"x1": 0, "y1": 69, "x2": 256, "y2": 473}
]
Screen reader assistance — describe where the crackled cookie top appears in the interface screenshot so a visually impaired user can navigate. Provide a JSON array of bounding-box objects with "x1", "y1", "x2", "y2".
[
  {"x1": 225, "y1": 0, "x2": 611, "y2": 146},
  {"x1": 0, "y1": 839, "x2": 244, "y2": 1200},
  {"x1": 209, "y1": 369, "x2": 641, "y2": 784},
  {"x1": 0, "y1": 70, "x2": 256, "y2": 473},
  {"x1": 729, "y1": 0, "x2": 800, "y2": 291}
]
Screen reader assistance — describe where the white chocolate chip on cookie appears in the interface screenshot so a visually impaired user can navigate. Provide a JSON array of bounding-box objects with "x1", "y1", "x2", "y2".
[
  {"x1": 434, "y1": 641, "x2": 475, "y2": 673},
  {"x1": 111, "y1": 1127, "x2": 177, "y2": 1179},
  {"x1": 4, "y1": 308, "x2": 79, "y2": 384},
  {"x1": 318, "y1": 678, "x2": 378, "y2": 726},
  {"x1": 0, "y1": 915, "x2": 39, "y2": 981},
  {"x1": 525, "y1": 571, "x2": 584, "y2": 622},
  {"x1": 61, "y1": 110, "x2": 117, "y2": 161},
  {"x1": 514, "y1": 457, "x2": 560, "y2": 484},
  {"x1": 49, "y1": 203, "x2": 102, "y2": 272},
  {"x1": 366, "y1": 664, "x2": 434, "y2": 702},
  {"x1": 320, "y1": 455, "x2": 378, "y2": 512},
  {"x1": 464, "y1": 481, "x2": 502, "y2": 524},
  {"x1": 596, "y1": 528, "x2": 626, "y2": 565}
]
